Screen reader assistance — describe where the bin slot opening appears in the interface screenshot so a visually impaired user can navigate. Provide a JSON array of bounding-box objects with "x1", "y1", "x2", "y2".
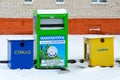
[
  {"x1": 40, "y1": 24, "x2": 64, "y2": 27},
  {"x1": 40, "y1": 19, "x2": 64, "y2": 30}
]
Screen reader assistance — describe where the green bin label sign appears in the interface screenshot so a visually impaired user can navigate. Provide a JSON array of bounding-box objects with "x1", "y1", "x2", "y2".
[{"x1": 40, "y1": 36, "x2": 65, "y2": 67}]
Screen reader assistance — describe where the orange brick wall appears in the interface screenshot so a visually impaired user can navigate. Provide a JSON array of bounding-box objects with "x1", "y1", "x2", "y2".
[
  {"x1": 0, "y1": 18, "x2": 32, "y2": 34},
  {"x1": 69, "y1": 18, "x2": 120, "y2": 34},
  {"x1": 0, "y1": 18, "x2": 120, "y2": 34}
]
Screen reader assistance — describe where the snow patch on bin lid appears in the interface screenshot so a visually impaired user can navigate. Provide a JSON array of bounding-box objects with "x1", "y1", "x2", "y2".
[
  {"x1": 7, "y1": 38, "x2": 34, "y2": 41},
  {"x1": 84, "y1": 35, "x2": 114, "y2": 39},
  {"x1": 37, "y1": 9, "x2": 67, "y2": 14}
]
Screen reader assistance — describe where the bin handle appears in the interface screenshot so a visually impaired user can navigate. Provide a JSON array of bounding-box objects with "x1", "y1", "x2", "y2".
[
  {"x1": 100, "y1": 38, "x2": 105, "y2": 43},
  {"x1": 20, "y1": 40, "x2": 25, "y2": 47}
]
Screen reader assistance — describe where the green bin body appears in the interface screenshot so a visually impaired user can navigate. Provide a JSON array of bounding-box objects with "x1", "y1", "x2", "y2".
[{"x1": 33, "y1": 9, "x2": 68, "y2": 69}]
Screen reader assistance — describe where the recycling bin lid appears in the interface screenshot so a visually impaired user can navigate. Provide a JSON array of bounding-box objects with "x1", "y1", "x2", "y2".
[
  {"x1": 37, "y1": 9, "x2": 67, "y2": 14},
  {"x1": 84, "y1": 35, "x2": 114, "y2": 39},
  {"x1": 8, "y1": 38, "x2": 34, "y2": 41}
]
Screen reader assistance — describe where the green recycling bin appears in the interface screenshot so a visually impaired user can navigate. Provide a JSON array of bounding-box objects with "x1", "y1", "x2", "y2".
[{"x1": 33, "y1": 9, "x2": 68, "y2": 69}]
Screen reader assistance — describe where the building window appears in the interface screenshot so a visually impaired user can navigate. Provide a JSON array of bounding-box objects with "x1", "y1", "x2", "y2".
[
  {"x1": 24, "y1": 0, "x2": 33, "y2": 4},
  {"x1": 56, "y1": 0, "x2": 64, "y2": 4},
  {"x1": 91, "y1": 0, "x2": 107, "y2": 4}
]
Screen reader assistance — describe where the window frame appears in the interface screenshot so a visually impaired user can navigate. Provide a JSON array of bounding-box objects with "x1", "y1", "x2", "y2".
[
  {"x1": 24, "y1": 0, "x2": 33, "y2": 4},
  {"x1": 56, "y1": 0, "x2": 65, "y2": 4},
  {"x1": 91, "y1": 0, "x2": 108, "y2": 4}
]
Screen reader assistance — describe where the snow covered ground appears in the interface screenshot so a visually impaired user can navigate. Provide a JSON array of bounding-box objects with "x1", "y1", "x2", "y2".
[{"x1": 0, "y1": 35, "x2": 120, "y2": 80}]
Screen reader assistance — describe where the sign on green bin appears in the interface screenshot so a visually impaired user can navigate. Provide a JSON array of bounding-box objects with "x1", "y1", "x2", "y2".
[{"x1": 33, "y1": 9, "x2": 68, "y2": 69}]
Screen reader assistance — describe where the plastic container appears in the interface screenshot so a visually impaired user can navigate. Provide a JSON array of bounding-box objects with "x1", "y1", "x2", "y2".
[
  {"x1": 84, "y1": 36, "x2": 114, "y2": 67},
  {"x1": 8, "y1": 39, "x2": 34, "y2": 69},
  {"x1": 33, "y1": 9, "x2": 68, "y2": 69}
]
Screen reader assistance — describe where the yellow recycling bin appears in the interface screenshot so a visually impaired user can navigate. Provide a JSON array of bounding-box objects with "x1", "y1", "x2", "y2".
[{"x1": 84, "y1": 36, "x2": 114, "y2": 67}]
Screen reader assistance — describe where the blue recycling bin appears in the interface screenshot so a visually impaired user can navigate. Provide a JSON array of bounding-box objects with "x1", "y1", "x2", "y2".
[{"x1": 8, "y1": 39, "x2": 34, "y2": 69}]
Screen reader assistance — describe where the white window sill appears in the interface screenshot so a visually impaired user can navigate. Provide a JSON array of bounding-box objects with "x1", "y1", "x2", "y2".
[
  {"x1": 56, "y1": 2, "x2": 64, "y2": 4},
  {"x1": 91, "y1": 2, "x2": 108, "y2": 4},
  {"x1": 24, "y1": 2, "x2": 33, "y2": 4}
]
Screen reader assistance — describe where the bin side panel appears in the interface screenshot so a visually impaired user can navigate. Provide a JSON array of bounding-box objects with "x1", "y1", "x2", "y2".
[
  {"x1": 89, "y1": 38, "x2": 114, "y2": 67},
  {"x1": 8, "y1": 40, "x2": 33, "y2": 69}
]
